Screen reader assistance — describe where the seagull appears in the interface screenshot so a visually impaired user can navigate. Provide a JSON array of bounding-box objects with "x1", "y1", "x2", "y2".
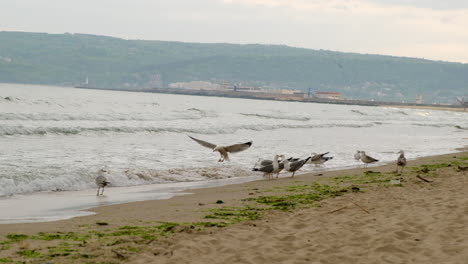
[
  {"x1": 188, "y1": 135, "x2": 252, "y2": 162},
  {"x1": 253, "y1": 154, "x2": 284, "y2": 180},
  {"x1": 354, "y1": 150, "x2": 361, "y2": 161},
  {"x1": 307, "y1": 152, "x2": 333, "y2": 166},
  {"x1": 255, "y1": 158, "x2": 275, "y2": 168},
  {"x1": 272, "y1": 155, "x2": 286, "y2": 178},
  {"x1": 283, "y1": 156, "x2": 312, "y2": 177},
  {"x1": 396, "y1": 150, "x2": 407, "y2": 173},
  {"x1": 360, "y1": 151, "x2": 379, "y2": 168},
  {"x1": 256, "y1": 157, "x2": 298, "y2": 167},
  {"x1": 95, "y1": 169, "x2": 111, "y2": 196}
]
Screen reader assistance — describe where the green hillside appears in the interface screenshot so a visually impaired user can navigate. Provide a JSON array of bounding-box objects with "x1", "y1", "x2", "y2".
[{"x1": 0, "y1": 31, "x2": 467, "y2": 103}]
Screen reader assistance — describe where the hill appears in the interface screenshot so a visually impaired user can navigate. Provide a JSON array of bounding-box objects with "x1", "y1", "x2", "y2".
[{"x1": 0, "y1": 31, "x2": 467, "y2": 103}]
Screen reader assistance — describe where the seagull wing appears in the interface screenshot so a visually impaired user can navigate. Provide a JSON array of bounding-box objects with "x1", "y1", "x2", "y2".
[
  {"x1": 225, "y1": 141, "x2": 253, "y2": 153},
  {"x1": 311, "y1": 152, "x2": 329, "y2": 161},
  {"x1": 258, "y1": 164, "x2": 274, "y2": 173},
  {"x1": 290, "y1": 157, "x2": 311, "y2": 171},
  {"x1": 260, "y1": 160, "x2": 273, "y2": 166},
  {"x1": 188, "y1": 136, "x2": 217, "y2": 149}
]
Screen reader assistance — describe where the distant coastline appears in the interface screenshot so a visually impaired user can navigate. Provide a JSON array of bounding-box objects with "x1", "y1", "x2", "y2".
[{"x1": 75, "y1": 86, "x2": 467, "y2": 112}]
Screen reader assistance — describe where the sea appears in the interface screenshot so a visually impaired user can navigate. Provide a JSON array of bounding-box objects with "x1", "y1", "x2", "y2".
[{"x1": 0, "y1": 83, "x2": 466, "y2": 223}]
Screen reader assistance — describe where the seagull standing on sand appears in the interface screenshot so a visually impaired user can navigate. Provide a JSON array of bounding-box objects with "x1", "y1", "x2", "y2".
[
  {"x1": 188, "y1": 135, "x2": 252, "y2": 162},
  {"x1": 283, "y1": 156, "x2": 311, "y2": 177},
  {"x1": 253, "y1": 154, "x2": 284, "y2": 180},
  {"x1": 95, "y1": 169, "x2": 111, "y2": 196},
  {"x1": 354, "y1": 151, "x2": 361, "y2": 161},
  {"x1": 359, "y1": 151, "x2": 379, "y2": 168},
  {"x1": 396, "y1": 150, "x2": 407, "y2": 173},
  {"x1": 308, "y1": 152, "x2": 334, "y2": 166}
]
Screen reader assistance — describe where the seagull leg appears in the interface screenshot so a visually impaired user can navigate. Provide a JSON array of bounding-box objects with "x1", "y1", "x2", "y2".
[
  {"x1": 101, "y1": 187, "x2": 105, "y2": 195},
  {"x1": 97, "y1": 187, "x2": 100, "y2": 196}
]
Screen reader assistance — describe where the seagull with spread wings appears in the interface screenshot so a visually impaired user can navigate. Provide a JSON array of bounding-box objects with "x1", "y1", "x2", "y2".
[
  {"x1": 307, "y1": 152, "x2": 334, "y2": 166},
  {"x1": 188, "y1": 135, "x2": 253, "y2": 162}
]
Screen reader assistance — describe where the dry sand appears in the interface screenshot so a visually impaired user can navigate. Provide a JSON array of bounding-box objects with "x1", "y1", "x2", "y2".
[{"x1": 1, "y1": 152, "x2": 467, "y2": 263}]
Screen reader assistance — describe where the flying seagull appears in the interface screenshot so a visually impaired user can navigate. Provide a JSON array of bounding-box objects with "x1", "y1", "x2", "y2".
[
  {"x1": 95, "y1": 170, "x2": 111, "y2": 196},
  {"x1": 359, "y1": 151, "x2": 379, "y2": 168},
  {"x1": 396, "y1": 150, "x2": 407, "y2": 173},
  {"x1": 283, "y1": 156, "x2": 312, "y2": 177},
  {"x1": 188, "y1": 135, "x2": 252, "y2": 162},
  {"x1": 307, "y1": 152, "x2": 333, "y2": 166}
]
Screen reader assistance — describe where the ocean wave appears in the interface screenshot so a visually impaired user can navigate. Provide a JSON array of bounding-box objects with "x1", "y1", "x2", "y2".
[
  {"x1": 0, "y1": 112, "x2": 148, "y2": 121},
  {"x1": 0, "y1": 109, "x2": 215, "y2": 121},
  {"x1": 240, "y1": 113, "x2": 311, "y2": 121},
  {"x1": 411, "y1": 123, "x2": 455, "y2": 128},
  {"x1": 0, "y1": 165, "x2": 253, "y2": 197},
  {"x1": 350, "y1": 109, "x2": 367, "y2": 116},
  {"x1": 0, "y1": 122, "x2": 376, "y2": 136}
]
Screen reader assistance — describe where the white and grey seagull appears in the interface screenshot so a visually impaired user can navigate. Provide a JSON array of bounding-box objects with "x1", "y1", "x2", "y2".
[
  {"x1": 253, "y1": 154, "x2": 284, "y2": 180},
  {"x1": 396, "y1": 150, "x2": 407, "y2": 173},
  {"x1": 95, "y1": 169, "x2": 111, "y2": 196},
  {"x1": 283, "y1": 156, "x2": 312, "y2": 177},
  {"x1": 188, "y1": 135, "x2": 253, "y2": 162},
  {"x1": 354, "y1": 150, "x2": 361, "y2": 161},
  {"x1": 307, "y1": 152, "x2": 333, "y2": 166},
  {"x1": 359, "y1": 151, "x2": 379, "y2": 168}
]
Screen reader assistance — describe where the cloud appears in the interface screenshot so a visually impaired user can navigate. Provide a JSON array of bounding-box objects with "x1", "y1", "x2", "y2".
[
  {"x1": 221, "y1": 0, "x2": 468, "y2": 62},
  {"x1": 370, "y1": 0, "x2": 468, "y2": 10}
]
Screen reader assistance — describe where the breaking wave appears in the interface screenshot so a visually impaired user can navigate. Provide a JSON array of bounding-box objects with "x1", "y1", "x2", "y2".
[
  {"x1": 240, "y1": 113, "x2": 311, "y2": 121},
  {"x1": 0, "y1": 165, "x2": 253, "y2": 197},
  {"x1": 350, "y1": 109, "x2": 367, "y2": 116},
  {"x1": 0, "y1": 122, "x2": 377, "y2": 136}
]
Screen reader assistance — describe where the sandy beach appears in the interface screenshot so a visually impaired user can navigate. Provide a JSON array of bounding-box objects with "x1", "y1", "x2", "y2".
[{"x1": 0, "y1": 152, "x2": 467, "y2": 263}]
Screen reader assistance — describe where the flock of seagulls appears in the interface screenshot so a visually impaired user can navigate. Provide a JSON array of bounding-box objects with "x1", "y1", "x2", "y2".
[
  {"x1": 186, "y1": 135, "x2": 406, "y2": 180},
  {"x1": 95, "y1": 136, "x2": 408, "y2": 194}
]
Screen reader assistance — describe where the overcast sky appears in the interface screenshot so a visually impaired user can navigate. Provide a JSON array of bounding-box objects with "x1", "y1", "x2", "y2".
[{"x1": 1, "y1": 0, "x2": 467, "y2": 63}]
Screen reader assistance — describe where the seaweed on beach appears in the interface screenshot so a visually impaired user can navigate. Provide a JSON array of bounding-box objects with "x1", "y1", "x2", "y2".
[{"x1": 244, "y1": 182, "x2": 347, "y2": 211}]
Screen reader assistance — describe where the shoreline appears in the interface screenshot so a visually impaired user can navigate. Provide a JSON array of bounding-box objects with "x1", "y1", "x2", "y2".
[
  {"x1": 0, "y1": 175, "x2": 262, "y2": 224},
  {"x1": 81, "y1": 86, "x2": 468, "y2": 113},
  {"x1": 0, "y1": 151, "x2": 468, "y2": 231},
  {"x1": 16, "y1": 83, "x2": 464, "y2": 113},
  {"x1": 0, "y1": 151, "x2": 465, "y2": 230},
  {"x1": 1, "y1": 151, "x2": 467, "y2": 263},
  {"x1": 1, "y1": 150, "x2": 461, "y2": 225}
]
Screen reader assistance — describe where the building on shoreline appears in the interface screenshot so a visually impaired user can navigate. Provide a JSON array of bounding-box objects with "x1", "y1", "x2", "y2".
[{"x1": 314, "y1": 92, "x2": 343, "y2": 100}]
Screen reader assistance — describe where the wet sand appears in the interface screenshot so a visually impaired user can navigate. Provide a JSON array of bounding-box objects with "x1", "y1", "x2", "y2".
[{"x1": 0, "y1": 152, "x2": 467, "y2": 263}]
